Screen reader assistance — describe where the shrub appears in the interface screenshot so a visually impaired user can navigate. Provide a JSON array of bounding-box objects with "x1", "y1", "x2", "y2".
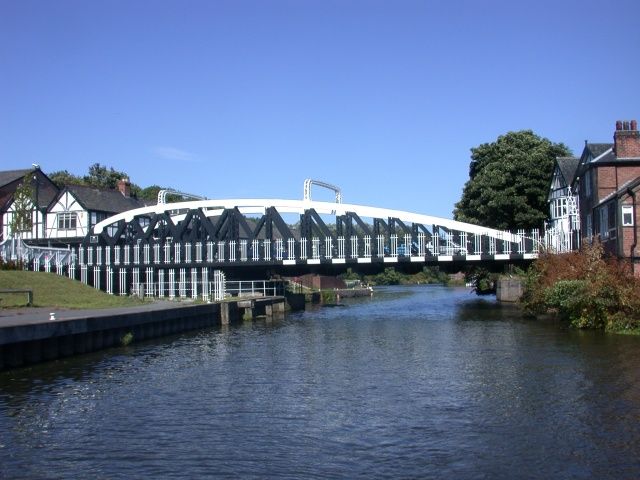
[
  {"x1": 0, "y1": 255, "x2": 24, "y2": 271},
  {"x1": 523, "y1": 241, "x2": 640, "y2": 331}
]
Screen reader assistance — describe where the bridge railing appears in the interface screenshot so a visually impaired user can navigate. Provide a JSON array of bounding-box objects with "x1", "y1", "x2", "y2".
[
  {"x1": 69, "y1": 230, "x2": 545, "y2": 269},
  {"x1": 6, "y1": 227, "x2": 550, "y2": 298}
]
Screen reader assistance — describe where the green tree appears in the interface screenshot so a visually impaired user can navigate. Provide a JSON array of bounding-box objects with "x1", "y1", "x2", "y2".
[
  {"x1": 84, "y1": 163, "x2": 129, "y2": 189},
  {"x1": 9, "y1": 175, "x2": 35, "y2": 236},
  {"x1": 454, "y1": 130, "x2": 571, "y2": 230},
  {"x1": 49, "y1": 169, "x2": 85, "y2": 187}
]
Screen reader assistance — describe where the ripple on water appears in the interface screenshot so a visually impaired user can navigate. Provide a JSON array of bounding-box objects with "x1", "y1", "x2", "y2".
[{"x1": 1, "y1": 285, "x2": 640, "y2": 479}]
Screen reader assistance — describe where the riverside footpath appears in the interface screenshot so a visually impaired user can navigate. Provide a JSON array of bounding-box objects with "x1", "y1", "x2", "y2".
[{"x1": 0, "y1": 296, "x2": 289, "y2": 370}]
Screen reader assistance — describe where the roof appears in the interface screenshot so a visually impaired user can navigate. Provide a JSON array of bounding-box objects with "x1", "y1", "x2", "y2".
[
  {"x1": 65, "y1": 184, "x2": 149, "y2": 213},
  {"x1": 556, "y1": 157, "x2": 580, "y2": 185},
  {"x1": 0, "y1": 168, "x2": 60, "y2": 210},
  {"x1": 586, "y1": 143, "x2": 613, "y2": 159},
  {"x1": 0, "y1": 169, "x2": 32, "y2": 188}
]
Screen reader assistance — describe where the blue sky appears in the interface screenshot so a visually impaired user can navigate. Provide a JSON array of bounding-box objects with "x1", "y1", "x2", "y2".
[{"x1": 1, "y1": 0, "x2": 639, "y2": 218}]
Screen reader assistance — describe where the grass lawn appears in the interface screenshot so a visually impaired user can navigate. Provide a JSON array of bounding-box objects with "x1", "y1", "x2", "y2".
[{"x1": 0, "y1": 270, "x2": 148, "y2": 309}]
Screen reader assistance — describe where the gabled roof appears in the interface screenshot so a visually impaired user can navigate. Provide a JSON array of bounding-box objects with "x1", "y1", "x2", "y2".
[
  {"x1": 585, "y1": 143, "x2": 613, "y2": 160},
  {"x1": 63, "y1": 184, "x2": 149, "y2": 213},
  {"x1": 0, "y1": 168, "x2": 60, "y2": 210},
  {"x1": 0, "y1": 169, "x2": 32, "y2": 188},
  {"x1": 556, "y1": 157, "x2": 580, "y2": 186}
]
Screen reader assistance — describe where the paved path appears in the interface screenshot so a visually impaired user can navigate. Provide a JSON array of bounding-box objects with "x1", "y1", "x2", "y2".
[{"x1": 0, "y1": 301, "x2": 194, "y2": 328}]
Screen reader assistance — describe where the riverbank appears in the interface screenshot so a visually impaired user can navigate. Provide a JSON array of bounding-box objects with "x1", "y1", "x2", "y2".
[
  {"x1": 522, "y1": 242, "x2": 640, "y2": 334},
  {"x1": 0, "y1": 270, "x2": 147, "y2": 309},
  {"x1": 0, "y1": 296, "x2": 292, "y2": 371}
]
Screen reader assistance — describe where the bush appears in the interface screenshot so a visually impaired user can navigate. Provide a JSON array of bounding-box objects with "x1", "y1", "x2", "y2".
[
  {"x1": 523, "y1": 241, "x2": 640, "y2": 331},
  {"x1": 0, "y1": 255, "x2": 24, "y2": 271},
  {"x1": 364, "y1": 267, "x2": 450, "y2": 286},
  {"x1": 465, "y1": 267, "x2": 498, "y2": 295}
]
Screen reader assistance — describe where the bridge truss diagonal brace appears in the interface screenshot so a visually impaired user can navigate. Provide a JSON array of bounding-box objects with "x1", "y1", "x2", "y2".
[{"x1": 301, "y1": 209, "x2": 335, "y2": 241}]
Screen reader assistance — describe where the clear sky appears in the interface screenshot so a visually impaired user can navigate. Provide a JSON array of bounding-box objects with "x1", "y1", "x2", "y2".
[{"x1": 1, "y1": 0, "x2": 639, "y2": 218}]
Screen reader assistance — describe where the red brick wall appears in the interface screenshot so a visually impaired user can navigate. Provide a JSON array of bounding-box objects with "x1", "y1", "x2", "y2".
[
  {"x1": 614, "y1": 130, "x2": 640, "y2": 158},
  {"x1": 617, "y1": 166, "x2": 640, "y2": 186},
  {"x1": 297, "y1": 274, "x2": 346, "y2": 290},
  {"x1": 597, "y1": 166, "x2": 640, "y2": 202},
  {"x1": 619, "y1": 187, "x2": 640, "y2": 265},
  {"x1": 597, "y1": 167, "x2": 617, "y2": 201}
]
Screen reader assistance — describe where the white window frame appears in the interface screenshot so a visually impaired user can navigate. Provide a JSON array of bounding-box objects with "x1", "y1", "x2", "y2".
[
  {"x1": 622, "y1": 205, "x2": 634, "y2": 226},
  {"x1": 57, "y1": 212, "x2": 77, "y2": 230}
]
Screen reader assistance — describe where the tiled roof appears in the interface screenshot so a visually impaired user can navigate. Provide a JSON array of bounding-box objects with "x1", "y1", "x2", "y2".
[
  {"x1": 66, "y1": 185, "x2": 148, "y2": 213},
  {"x1": 586, "y1": 143, "x2": 613, "y2": 159},
  {"x1": 0, "y1": 169, "x2": 31, "y2": 188},
  {"x1": 592, "y1": 150, "x2": 616, "y2": 164},
  {"x1": 556, "y1": 157, "x2": 580, "y2": 185}
]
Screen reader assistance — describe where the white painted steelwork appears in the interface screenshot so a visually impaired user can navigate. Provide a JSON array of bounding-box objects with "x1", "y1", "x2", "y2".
[
  {"x1": 93, "y1": 198, "x2": 524, "y2": 244},
  {"x1": 303, "y1": 179, "x2": 342, "y2": 203},
  {"x1": 157, "y1": 189, "x2": 207, "y2": 205}
]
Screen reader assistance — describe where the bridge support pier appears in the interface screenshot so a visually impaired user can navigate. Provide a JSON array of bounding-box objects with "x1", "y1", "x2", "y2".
[
  {"x1": 496, "y1": 277, "x2": 524, "y2": 302},
  {"x1": 220, "y1": 302, "x2": 239, "y2": 325}
]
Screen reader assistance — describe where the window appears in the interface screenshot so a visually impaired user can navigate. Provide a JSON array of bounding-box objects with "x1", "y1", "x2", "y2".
[
  {"x1": 90, "y1": 212, "x2": 108, "y2": 228},
  {"x1": 599, "y1": 207, "x2": 608, "y2": 238},
  {"x1": 622, "y1": 205, "x2": 634, "y2": 226},
  {"x1": 608, "y1": 202, "x2": 617, "y2": 239},
  {"x1": 586, "y1": 213, "x2": 593, "y2": 240},
  {"x1": 57, "y1": 212, "x2": 77, "y2": 230},
  {"x1": 550, "y1": 198, "x2": 569, "y2": 220},
  {"x1": 585, "y1": 169, "x2": 592, "y2": 197}
]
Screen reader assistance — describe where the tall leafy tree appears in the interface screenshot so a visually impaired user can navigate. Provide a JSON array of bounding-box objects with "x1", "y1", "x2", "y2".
[
  {"x1": 9, "y1": 175, "x2": 35, "y2": 236},
  {"x1": 84, "y1": 163, "x2": 129, "y2": 189},
  {"x1": 49, "y1": 169, "x2": 84, "y2": 187},
  {"x1": 454, "y1": 130, "x2": 571, "y2": 230}
]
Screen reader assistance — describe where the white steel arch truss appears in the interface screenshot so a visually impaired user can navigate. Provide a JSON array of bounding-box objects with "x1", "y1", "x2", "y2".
[{"x1": 93, "y1": 198, "x2": 524, "y2": 244}]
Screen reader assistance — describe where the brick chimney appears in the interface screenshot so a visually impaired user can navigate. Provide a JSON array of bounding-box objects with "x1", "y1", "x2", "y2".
[
  {"x1": 117, "y1": 177, "x2": 131, "y2": 197},
  {"x1": 614, "y1": 119, "x2": 640, "y2": 158}
]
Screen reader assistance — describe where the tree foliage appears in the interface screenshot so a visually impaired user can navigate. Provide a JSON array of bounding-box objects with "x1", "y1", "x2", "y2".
[
  {"x1": 454, "y1": 130, "x2": 571, "y2": 230},
  {"x1": 9, "y1": 175, "x2": 34, "y2": 235},
  {"x1": 84, "y1": 163, "x2": 129, "y2": 190},
  {"x1": 48, "y1": 169, "x2": 83, "y2": 186},
  {"x1": 49, "y1": 164, "x2": 168, "y2": 199}
]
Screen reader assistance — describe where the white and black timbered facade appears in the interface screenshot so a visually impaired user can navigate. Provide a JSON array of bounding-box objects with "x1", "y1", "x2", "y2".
[
  {"x1": 45, "y1": 185, "x2": 146, "y2": 243},
  {"x1": 547, "y1": 156, "x2": 580, "y2": 252}
]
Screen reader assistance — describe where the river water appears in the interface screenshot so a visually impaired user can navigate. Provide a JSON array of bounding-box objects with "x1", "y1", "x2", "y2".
[{"x1": 1, "y1": 285, "x2": 640, "y2": 479}]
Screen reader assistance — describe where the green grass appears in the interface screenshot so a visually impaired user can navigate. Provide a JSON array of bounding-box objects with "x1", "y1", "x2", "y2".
[{"x1": 0, "y1": 270, "x2": 148, "y2": 309}]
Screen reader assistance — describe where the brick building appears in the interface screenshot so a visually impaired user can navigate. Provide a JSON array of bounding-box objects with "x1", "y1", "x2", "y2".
[{"x1": 552, "y1": 120, "x2": 640, "y2": 275}]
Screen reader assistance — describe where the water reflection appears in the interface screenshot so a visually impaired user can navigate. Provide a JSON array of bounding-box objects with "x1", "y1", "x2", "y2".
[{"x1": 1, "y1": 285, "x2": 640, "y2": 479}]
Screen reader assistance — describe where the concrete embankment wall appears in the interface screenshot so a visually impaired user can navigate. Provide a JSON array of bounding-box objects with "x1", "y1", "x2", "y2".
[
  {"x1": 0, "y1": 297, "x2": 289, "y2": 371},
  {"x1": 496, "y1": 277, "x2": 524, "y2": 303}
]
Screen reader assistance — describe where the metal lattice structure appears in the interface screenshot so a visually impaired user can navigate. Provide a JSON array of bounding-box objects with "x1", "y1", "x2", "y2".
[{"x1": 6, "y1": 197, "x2": 545, "y2": 297}]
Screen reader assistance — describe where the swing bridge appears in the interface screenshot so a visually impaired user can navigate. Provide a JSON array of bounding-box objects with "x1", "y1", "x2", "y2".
[{"x1": 0, "y1": 181, "x2": 547, "y2": 300}]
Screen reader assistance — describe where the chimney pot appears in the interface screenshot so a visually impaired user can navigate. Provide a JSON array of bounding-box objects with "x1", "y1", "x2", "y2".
[
  {"x1": 614, "y1": 117, "x2": 640, "y2": 158},
  {"x1": 117, "y1": 178, "x2": 131, "y2": 197}
]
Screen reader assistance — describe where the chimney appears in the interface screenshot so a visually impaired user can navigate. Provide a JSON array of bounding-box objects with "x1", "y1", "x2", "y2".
[
  {"x1": 614, "y1": 119, "x2": 640, "y2": 158},
  {"x1": 117, "y1": 177, "x2": 131, "y2": 197}
]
